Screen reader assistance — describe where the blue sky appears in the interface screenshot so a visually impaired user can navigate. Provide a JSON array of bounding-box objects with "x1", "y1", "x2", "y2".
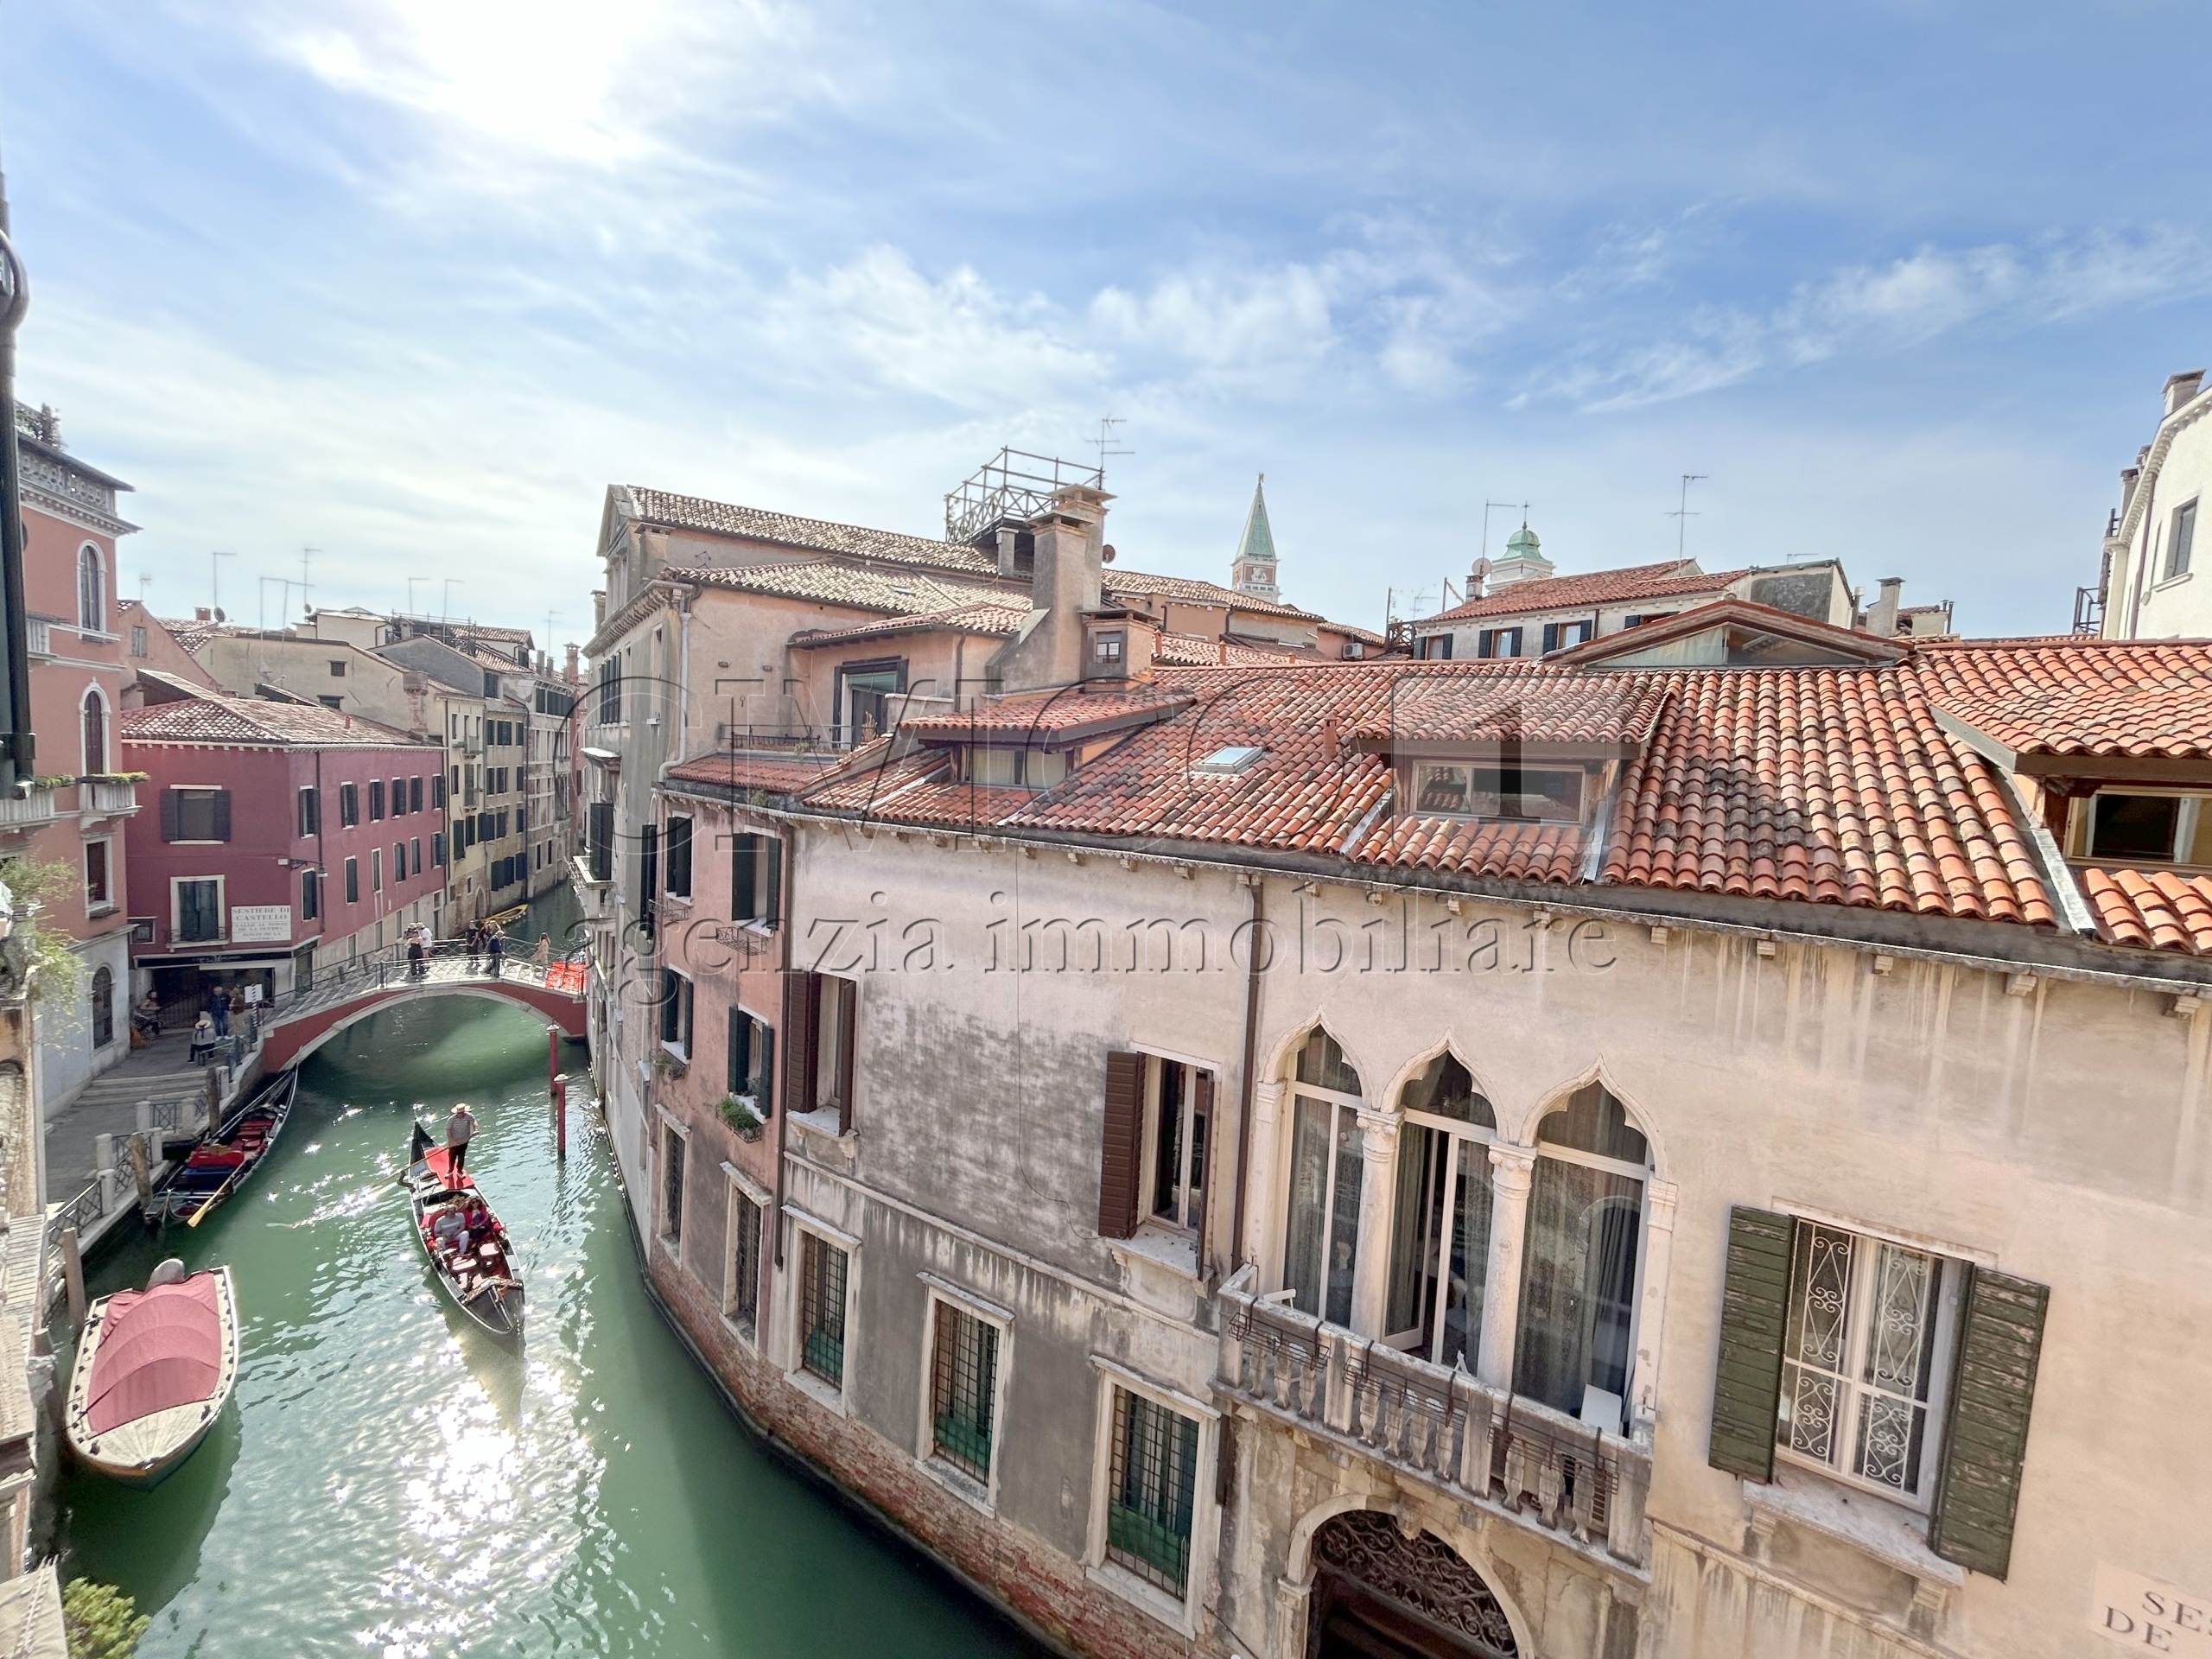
[{"x1": 7, "y1": 1, "x2": 2211, "y2": 642}]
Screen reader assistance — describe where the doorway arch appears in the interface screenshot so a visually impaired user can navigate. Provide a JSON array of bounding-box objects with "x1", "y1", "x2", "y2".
[{"x1": 1306, "y1": 1509, "x2": 1520, "y2": 1659}]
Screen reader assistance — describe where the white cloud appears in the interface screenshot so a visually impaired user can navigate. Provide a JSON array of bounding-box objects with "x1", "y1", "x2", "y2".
[
  {"x1": 1092, "y1": 264, "x2": 1337, "y2": 379},
  {"x1": 1527, "y1": 226, "x2": 2212, "y2": 412},
  {"x1": 760, "y1": 247, "x2": 1106, "y2": 411}
]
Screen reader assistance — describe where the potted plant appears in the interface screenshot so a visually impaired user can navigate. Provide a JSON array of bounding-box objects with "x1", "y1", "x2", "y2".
[{"x1": 715, "y1": 1094, "x2": 766, "y2": 1141}]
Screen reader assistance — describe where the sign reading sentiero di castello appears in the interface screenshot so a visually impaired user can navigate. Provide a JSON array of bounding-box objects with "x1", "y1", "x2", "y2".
[{"x1": 2094, "y1": 1563, "x2": 2212, "y2": 1654}]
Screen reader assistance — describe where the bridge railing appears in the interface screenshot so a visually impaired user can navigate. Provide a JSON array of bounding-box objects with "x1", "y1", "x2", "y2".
[{"x1": 268, "y1": 937, "x2": 590, "y2": 1018}]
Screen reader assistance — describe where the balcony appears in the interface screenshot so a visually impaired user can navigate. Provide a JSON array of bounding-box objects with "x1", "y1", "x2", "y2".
[
  {"x1": 0, "y1": 785, "x2": 60, "y2": 839},
  {"x1": 1217, "y1": 1269, "x2": 1651, "y2": 1573},
  {"x1": 77, "y1": 777, "x2": 139, "y2": 821}
]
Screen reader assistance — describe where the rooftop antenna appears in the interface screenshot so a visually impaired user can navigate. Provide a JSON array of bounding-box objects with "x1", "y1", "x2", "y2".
[
  {"x1": 257, "y1": 575, "x2": 296, "y2": 634},
  {"x1": 1667, "y1": 474, "x2": 1707, "y2": 562},
  {"x1": 210, "y1": 550, "x2": 235, "y2": 615},
  {"x1": 407, "y1": 576, "x2": 427, "y2": 617},
  {"x1": 136, "y1": 574, "x2": 151, "y2": 606},
  {"x1": 1092, "y1": 416, "x2": 1132, "y2": 481},
  {"x1": 298, "y1": 546, "x2": 318, "y2": 616},
  {"x1": 442, "y1": 577, "x2": 464, "y2": 627}
]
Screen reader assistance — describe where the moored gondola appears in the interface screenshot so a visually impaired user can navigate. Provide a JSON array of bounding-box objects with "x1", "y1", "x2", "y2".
[
  {"x1": 147, "y1": 1068, "x2": 299, "y2": 1228},
  {"x1": 403, "y1": 1122, "x2": 524, "y2": 1342}
]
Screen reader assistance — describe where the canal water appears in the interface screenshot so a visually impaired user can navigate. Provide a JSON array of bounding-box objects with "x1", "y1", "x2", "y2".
[{"x1": 54, "y1": 995, "x2": 1042, "y2": 1658}]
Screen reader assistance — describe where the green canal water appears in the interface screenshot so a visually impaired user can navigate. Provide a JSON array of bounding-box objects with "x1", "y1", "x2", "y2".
[{"x1": 55, "y1": 996, "x2": 1042, "y2": 1659}]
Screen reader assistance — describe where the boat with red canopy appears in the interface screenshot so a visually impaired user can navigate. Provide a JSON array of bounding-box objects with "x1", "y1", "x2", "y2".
[{"x1": 65, "y1": 1261, "x2": 238, "y2": 1486}]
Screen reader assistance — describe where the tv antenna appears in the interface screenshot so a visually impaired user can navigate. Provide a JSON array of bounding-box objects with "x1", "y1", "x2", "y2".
[
  {"x1": 1667, "y1": 474, "x2": 1707, "y2": 562},
  {"x1": 1092, "y1": 416, "x2": 1132, "y2": 480},
  {"x1": 209, "y1": 550, "x2": 235, "y2": 614},
  {"x1": 1479, "y1": 501, "x2": 1526, "y2": 565}
]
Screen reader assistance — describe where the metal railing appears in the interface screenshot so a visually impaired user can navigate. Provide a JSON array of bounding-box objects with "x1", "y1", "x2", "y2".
[{"x1": 1217, "y1": 1269, "x2": 1650, "y2": 1569}]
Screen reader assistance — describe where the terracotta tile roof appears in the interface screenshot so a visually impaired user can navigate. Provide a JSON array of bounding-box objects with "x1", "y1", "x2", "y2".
[
  {"x1": 663, "y1": 750, "x2": 842, "y2": 794},
  {"x1": 791, "y1": 601, "x2": 1029, "y2": 649},
  {"x1": 121, "y1": 691, "x2": 420, "y2": 749},
  {"x1": 901, "y1": 683, "x2": 1193, "y2": 744},
  {"x1": 1908, "y1": 638, "x2": 2212, "y2": 760},
  {"x1": 1421, "y1": 561, "x2": 1742, "y2": 625},
  {"x1": 2079, "y1": 866, "x2": 2212, "y2": 955},
  {"x1": 1102, "y1": 569, "x2": 1321, "y2": 623},
  {"x1": 692, "y1": 562, "x2": 1010, "y2": 617},
  {"x1": 157, "y1": 616, "x2": 226, "y2": 653},
  {"x1": 1604, "y1": 668, "x2": 2052, "y2": 923},
  {"x1": 1351, "y1": 671, "x2": 1673, "y2": 750},
  {"x1": 1151, "y1": 632, "x2": 1305, "y2": 667},
  {"x1": 1361, "y1": 815, "x2": 1589, "y2": 883},
  {"x1": 625, "y1": 487, "x2": 1000, "y2": 576}
]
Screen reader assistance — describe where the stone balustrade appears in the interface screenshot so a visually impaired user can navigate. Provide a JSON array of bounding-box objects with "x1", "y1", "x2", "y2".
[{"x1": 1217, "y1": 1267, "x2": 1652, "y2": 1573}]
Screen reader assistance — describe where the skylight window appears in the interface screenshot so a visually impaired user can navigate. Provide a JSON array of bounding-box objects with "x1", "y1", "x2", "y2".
[{"x1": 1192, "y1": 745, "x2": 1265, "y2": 776}]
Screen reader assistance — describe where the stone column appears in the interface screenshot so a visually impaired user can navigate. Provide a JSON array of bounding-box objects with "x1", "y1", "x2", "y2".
[
  {"x1": 1477, "y1": 1147, "x2": 1537, "y2": 1393},
  {"x1": 1243, "y1": 1079, "x2": 1287, "y2": 1272},
  {"x1": 1350, "y1": 1109, "x2": 1401, "y2": 1337},
  {"x1": 1630, "y1": 1179, "x2": 1680, "y2": 1431}
]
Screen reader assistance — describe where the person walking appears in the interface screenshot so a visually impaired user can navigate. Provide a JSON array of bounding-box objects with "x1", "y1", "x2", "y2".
[
  {"x1": 445, "y1": 1101, "x2": 479, "y2": 1180},
  {"x1": 465, "y1": 922, "x2": 483, "y2": 974},
  {"x1": 406, "y1": 923, "x2": 427, "y2": 981},
  {"x1": 207, "y1": 986, "x2": 231, "y2": 1038},
  {"x1": 485, "y1": 921, "x2": 505, "y2": 980}
]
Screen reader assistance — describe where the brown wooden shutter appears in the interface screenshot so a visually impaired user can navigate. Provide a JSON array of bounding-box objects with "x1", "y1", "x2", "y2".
[
  {"x1": 1930, "y1": 1268, "x2": 2048, "y2": 1580},
  {"x1": 1707, "y1": 1205, "x2": 1795, "y2": 1481},
  {"x1": 1192, "y1": 1069, "x2": 1216, "y2": 1236},
  {"x1": 762, "y1": 836, "x2": 783, "y2": 927},
  {"x1": 779, "y1": 971, "x2": 819, "y2": 1118},
  {"x1": 830, "y1": 977, "x2": 856, "y2": 1135},
  {"x1": 1096, "y1": 1052, "x2": 1146, "y2": 1239}
]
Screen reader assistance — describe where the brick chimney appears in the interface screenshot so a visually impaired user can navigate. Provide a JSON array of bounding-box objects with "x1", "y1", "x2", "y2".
[{"x1": 983, "y1": 486, "x2": 1109, "y2": 693}]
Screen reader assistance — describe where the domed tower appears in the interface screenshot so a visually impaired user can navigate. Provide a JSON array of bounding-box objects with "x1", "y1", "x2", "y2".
[
  {"x1": 1484, "y1": 519, "x2": 1554, "y2": 591},
  {"x1": 1230, "y1": 474, "x2": 1281, "y2": 603}
]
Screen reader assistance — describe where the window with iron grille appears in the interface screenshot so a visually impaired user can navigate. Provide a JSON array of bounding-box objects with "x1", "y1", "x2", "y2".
[
  {"x1": 1777, "y1": 1218, "x2": 1961, "y2": 1506},
  {"x1": 930, "y1": 1304, "x2": 999, "y2": 1483},
  {"x1": 661, "y1": 1125, "x2": 685, "y2": 1246},
  {"x1": 1105, "y1": 1389, "x2": 1199, "y2": 1597},
  {"x1": 727, "y1": 1193, "x2": 762, "y2": 1336},
  {"x1": 798, "y1": 1232, "x2": 848, "y2": 1387}
]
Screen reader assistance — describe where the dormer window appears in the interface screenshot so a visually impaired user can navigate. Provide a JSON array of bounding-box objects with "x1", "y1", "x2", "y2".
[
  {"x1": 2072, "y1": 790, "x2": 2207, "y2": 866},
  {"x1": 1094, "y1": 631, "x2": 1124, "y2": 665},
  {"x1": 968, "y1": 746, "x2": 1067, "y2": 789},
  {"x1": 1411, "y1": 762, "x2": 1583, "y2": 822}
]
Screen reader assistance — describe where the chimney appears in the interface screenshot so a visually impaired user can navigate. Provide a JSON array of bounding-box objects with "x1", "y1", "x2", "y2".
[
  {"x1": 195, "y1": 607, "x2": 212, "y2": 622},
  {"x1": 1466, "y1": 557, "x2": 1491, "y2": 601},
  {"x1": 996, "y1": 524, "x2": 1020, "y2": 580},
  {"x1": 982, "y1": 486, "x2": 1109, "y2": 694},
  {"x1": 2166, "y1": 370, "x2": 2207, "y2": 417},
  {"x1": 1866, "y1": 576, "x2": 1903, "y2": 638},
  {"x1": 565, "y1": 643, "x2": 581, "y2": 684}
]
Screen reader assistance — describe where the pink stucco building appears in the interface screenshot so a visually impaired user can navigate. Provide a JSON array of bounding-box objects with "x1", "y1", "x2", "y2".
[{"x1": 120, "y1": 679, "x2": 449, "y2": 1017}]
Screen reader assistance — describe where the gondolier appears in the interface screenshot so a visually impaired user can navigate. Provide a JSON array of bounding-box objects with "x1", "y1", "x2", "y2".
[{"x1": 446, "y1": 1102, "x2": 479, "y2": 1179}]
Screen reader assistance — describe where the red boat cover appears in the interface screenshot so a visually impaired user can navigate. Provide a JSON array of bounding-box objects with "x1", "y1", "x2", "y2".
[{"x1": 85, "y1": 1275, "x2": 222, "y2": 1434}]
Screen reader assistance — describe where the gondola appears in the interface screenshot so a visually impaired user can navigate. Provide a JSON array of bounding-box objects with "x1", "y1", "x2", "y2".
[
  {"x1": 147, "y1": 1068, "x2": 299, "y2": 1228},
  {"x1": 403, "y1": 1122, "x2": 524, "y2": 1343},
  {"x1": 66, "y1": 1260, "x2": 238, "y2": 1486}
]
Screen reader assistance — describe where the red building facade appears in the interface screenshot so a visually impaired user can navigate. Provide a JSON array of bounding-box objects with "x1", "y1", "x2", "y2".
[{"x1": 120, "y1": 685, "x2": 448, "y2": 1015}]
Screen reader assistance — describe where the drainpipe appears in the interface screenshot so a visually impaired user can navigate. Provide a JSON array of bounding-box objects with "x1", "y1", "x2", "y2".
[
  {"x1": 1227, "y1": 878, "x2": 1264, "y2": 1274},
  {"x1": 771, "y1": 814, "x2": 793, "y2": 1268}
]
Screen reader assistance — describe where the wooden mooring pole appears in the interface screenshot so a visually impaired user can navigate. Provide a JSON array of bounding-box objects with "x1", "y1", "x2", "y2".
[
  {"x1": 551, "y1": 1074, "x2": 568, "y2": 1160},
  {"x1": 60, "y1": 1226, "x2": 85, "y2": 1327}
]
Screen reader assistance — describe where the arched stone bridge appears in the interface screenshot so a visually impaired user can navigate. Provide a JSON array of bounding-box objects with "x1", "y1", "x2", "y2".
[{"x1": 257, "y1": 954, "x2": 588, "y2": 1071}]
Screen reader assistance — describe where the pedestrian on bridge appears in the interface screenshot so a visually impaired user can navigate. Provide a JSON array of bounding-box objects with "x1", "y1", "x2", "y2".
[
  {"x1": 406, "y1": 924, "x2": 427, "y2": 981},
  {"x1": 465, "y1": 922, "x2": 484, "y2": 973},
  {"x1": 485, "y1": 922, "x2": 505, "y2": 980}
]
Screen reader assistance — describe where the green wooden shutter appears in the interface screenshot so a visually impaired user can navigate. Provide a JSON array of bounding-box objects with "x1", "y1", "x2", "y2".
[
  {"x1": 733, "y1": 836, "x2": 757, "y2": 920},
  {"x1": 1707, "y1": 1206, "x2": 1795, "y2": 1481},
  {"x1": 762, "y1": 837, "x2": 783, "y2": 927},
  {"x1": 1931, "y1": 1268, "x2": 2047, "y2": 1580},
  {"x1": 728, "y1": 1007, "x2": 748, "y2": 1096},
  {"x1": 159, "y1": 788, "x2": 181, "y2": 842}
]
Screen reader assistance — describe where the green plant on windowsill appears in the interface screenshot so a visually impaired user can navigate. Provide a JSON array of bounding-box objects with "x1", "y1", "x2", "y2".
[
  {"x1": 27, "y1": 775, "x2": 71, "y2": 791},
  {"x1": 0, "y1": 855, "x2": 85, "y2": 1011},
  {"x1": 715, "y1": 1093, "x2": 766, "y2": 1140}
]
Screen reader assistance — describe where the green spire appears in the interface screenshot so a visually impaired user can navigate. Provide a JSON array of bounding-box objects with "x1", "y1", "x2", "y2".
[{"x1": 1232, "y1": 474, "x2": 1280, "y2": 601}]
